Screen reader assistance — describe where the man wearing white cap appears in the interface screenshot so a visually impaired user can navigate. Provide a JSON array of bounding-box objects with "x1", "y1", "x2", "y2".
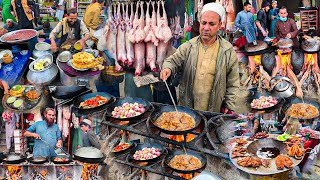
[
  {"x1": 79, "y1": 119, "x2": 101, "y2": 149},
  {"x1": 160, "y1": 3, "x2": 239, "y2": 114},
  {"x1": 3, "y1": 19, "x2": 17, "y2": 32}
]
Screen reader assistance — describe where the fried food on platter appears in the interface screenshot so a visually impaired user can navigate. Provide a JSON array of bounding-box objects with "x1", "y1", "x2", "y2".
[
  {"x1": 154, "y1": 112, "x2": 196, "y2": 131},
  {"x1": 231, "y1": 146, "x2": 247, "y2": 158},
  {"x1": 9, "y1": 86, "x2": 25, "y2": 97},
  {"x1": 168, "y1": 155, "x2": 202, "y2": 171},
  {"x1": 237, "y1": 156, "x2": 262, "y2": 168},
  {"x1": 275, "y1": 155, "x2": 293, "y2": 170},
  {"x1": 287, "y1": 142, "x2": 304, "y2": 159},
  {"x1": 235, "y1": 138, "x2": 248, "y2": 146},
  {"x1": 73, "y1": 52, "x2": 95, "y2": 64}
]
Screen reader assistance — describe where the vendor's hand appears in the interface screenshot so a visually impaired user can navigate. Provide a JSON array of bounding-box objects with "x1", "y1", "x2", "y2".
[
  {"x1": 160, "y1": 68, "x2": 171, "y2": 81},
  {"x1": 26, "y1": 9, "x2": 32, "y2": 14},
  {"x1": 80, "y1": 40, "x2": 86, "y2": 49},
  {"x1": 262, "y1": 30, "x2": 267, "y2": 37},
  {"x1": 4, "y1": 89, "x2": 9, "y2": 95},
  {"x1": 51, "y1": 43, "x2": 57, "y2": 52},
  {"x1": 39, "y1": 32, "x2": 45, "y2": 35},
  {"x1": 286, "y1": 33, "x2": 292, "y2": 39},
  {"x1": 256, "y1": 32, "x2": 258, "y2": 36},
  {"x1": 56, "y1": 141, "x2": 62, "y2": 148},
  {"x1": 33, "y1": 133, "x2": 41, "y2": 139},
  {"x1": 271, "y1": 16, "x2": 275, "y2": 20}
]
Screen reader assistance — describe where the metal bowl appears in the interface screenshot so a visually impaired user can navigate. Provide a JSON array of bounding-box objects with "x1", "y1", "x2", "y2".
[
  {"x1": 277, "y1": 38, "x2": 293, "y2": 49},
  {"x1": 29, "y1": 54, "x2": 53, "y2": 72},
  {"x1": 0, "y1": 29, "x2": 38, "y2": 43},
  {"x1": 58, "y1": 51, "x2": 72, "y2": 63}
]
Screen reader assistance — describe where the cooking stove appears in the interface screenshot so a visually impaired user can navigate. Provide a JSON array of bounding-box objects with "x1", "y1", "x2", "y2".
[{"x1": 102, "y1": 103, "x2": 233, "y2": 179}]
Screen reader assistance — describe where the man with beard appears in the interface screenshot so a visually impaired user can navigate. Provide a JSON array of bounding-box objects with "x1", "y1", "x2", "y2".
[
  {"x1": 24, "y1": 108, "x2": 62, "y2": 157},
  {"x1": 274, "y1": 6, "x2": 299, "y2": 48},
  {"x1": 160, "y1": 3, "x2": 239, "y2": 114},
  {"x1": 49, "y1": 8, "x2": 90, "y2": 52}
]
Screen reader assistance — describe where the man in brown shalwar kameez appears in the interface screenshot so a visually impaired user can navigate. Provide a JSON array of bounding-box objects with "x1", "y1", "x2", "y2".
[{"x1": 274, "y1": 6, "x2": 299, "y2": 48}]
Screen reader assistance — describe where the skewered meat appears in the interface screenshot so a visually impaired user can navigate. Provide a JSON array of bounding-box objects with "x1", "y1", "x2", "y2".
[
  {"x1": 275, "y1": 155, "x2": 293, "y2": 170},
  {"x1": 155, "y1": 0, "x2": 172, "y2": 43},
  {"x1": 117, "y1": 3, "x2": 127, "y2": 64},
  {"x1": 125, "y1": 2, "x2": 135, "y2": 66}
]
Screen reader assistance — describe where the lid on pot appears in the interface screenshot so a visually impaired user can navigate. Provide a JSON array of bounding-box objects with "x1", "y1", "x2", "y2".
[
  {"x1": 274, "y1": 80, "x2": 291, "y2": 92},
  {"x1": 277, "y1": 38, "x2": 293, "y2": 49}
]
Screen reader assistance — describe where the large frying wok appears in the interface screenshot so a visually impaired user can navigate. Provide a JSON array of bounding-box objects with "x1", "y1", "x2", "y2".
[
  {"x1": 2, "y1": 153, "x2": 26, "y2": 164},
  {"x1": 165, "y1": 149, "x2": 207, "y2": 174},
  {"x1": 282, "y1": 97, "x2": 320, "y2": 119},
  {"x1": 73, "y1": 92, "x2": 115, "y2": 114},
  {"x1": 106, "y1": 96, "x2": 152, "y2": 121},
  {"x1": 301, "y1": 39, "x2": 320, "y2": 53},
  {"x1": 51, "y1": 154, "x2": 73, "y2": 164},
  {"x1": 74, "y1": 147, "x2": 105, "y2": 164},
  {"x1": 150, "y1": 105, "x2": 203, "y2": 135},
  {"x1": 27, "y1": 156, "x2": 48, "y2": 164},
  {"x1": 129, "y1": 142, "x2": 165, "y2": 162},
  {"x1": 50, "y1": 86, "x2": 90, "y2": 100}
]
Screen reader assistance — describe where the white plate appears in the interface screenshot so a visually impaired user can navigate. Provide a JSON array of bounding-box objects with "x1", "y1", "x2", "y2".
[{"x1": 35, "y1": 42, "x2": 51, "y2": 51}]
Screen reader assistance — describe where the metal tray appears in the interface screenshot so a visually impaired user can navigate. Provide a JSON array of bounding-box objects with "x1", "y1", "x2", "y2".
[
  {"x1": 67, "y1": 60, "x2": 89, "y2": 71},
  {"x1": 0, "y1": 29, "x2": 38, "y2": 43}
]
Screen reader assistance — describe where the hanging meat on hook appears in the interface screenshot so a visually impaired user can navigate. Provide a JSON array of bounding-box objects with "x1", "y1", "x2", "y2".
[
  {"x1": 156, "y1": 0, "x2": 172, "y2": 69},
  {"x1": 224, "y1": 0, "x2": 235, "y2": 31},
  {"x1": 155, "y1": 0, "x2": 173, "y2": 43},
  {"x1": 125, "y1": 2, "x2": 135, "y2": 66},
  {"x1": 133, "y1": 1, "x2": 146, "y2": 76},
  {"x1": 144, "y1": 1, "x2": 157, "y2": 72},
  {"x1": 117, "y1": 3, "x2": 127, "y2": 65},
  {"x1": 105, "y1": 4, "x2": 122, "y2": 72}
]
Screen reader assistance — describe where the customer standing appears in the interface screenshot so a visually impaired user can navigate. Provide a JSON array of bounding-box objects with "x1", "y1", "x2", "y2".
[
  {"x1": 234, "y1": 1, "x2": 257, "y2": 45},
  {"x1": 1, "y1": 0, "x2": 16, "y2": 23},
  {"x1": 255, "y1": 1, "x2": 270, "y2": 41},
  {"x1": 11, "y1": 0, "x2": 34, "y2": 29},
  {"x1": 55, "y1": 0, "x2": 66, "y2": 21},
  {"x1": 268, "y1": 0, "x2": 279, "y2": 37}
]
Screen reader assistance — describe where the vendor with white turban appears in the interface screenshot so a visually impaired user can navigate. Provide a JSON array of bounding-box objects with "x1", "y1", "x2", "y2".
[{"x1": 160, "y1": 3, "x2": 239, "y2": 113}]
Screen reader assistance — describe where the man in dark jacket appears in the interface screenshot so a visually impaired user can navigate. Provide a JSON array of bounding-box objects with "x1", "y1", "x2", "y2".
[
  {"x1": 49, "y1": 8, "x2": 90, "y2": 52},
  {"x1": 255, "y1": 1, "x2": 270, "y2": 41},
  {"x1": 79, "y1": 119, "x2": 101, "y2": 149}
]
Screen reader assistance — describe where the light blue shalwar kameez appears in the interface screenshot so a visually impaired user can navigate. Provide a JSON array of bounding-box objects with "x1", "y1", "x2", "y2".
[
  {"x1": 27, "y1": 121, "x2": 62, "y2": 157},
  {"x1": 235, "y1": 10, "x2": 257, "y2": 43}
]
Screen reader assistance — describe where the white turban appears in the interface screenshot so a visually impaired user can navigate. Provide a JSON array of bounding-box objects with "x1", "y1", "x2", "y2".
[{"x1": 200, "y1": 3, "x2": 226, "y2": 21}]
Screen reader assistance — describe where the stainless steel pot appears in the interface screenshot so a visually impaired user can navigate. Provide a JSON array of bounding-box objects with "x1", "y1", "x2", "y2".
[
  {"x1": 270, "y1": 76, "x2": 295, "y2": 98},
  {"x1": 27, "y1": 63, "x2": 58, "y2": 86},
  {"x1": 277, "y1": 38, "x2": 293, "y2": 49}
]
